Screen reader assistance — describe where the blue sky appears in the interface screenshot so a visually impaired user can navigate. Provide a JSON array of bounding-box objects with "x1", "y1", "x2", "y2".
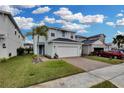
[{"x1": 1, "y1": 5, "x2": 124, "y2": 43}]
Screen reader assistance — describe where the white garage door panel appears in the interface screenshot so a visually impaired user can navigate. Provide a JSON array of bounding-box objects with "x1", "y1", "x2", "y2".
[{"x1": 56, "y1": 46, "x2": 78, "y2": 57}]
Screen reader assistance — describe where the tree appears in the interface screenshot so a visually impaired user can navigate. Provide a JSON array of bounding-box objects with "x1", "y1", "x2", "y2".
[
  {"x1": 26, "y1": 25, "x2": 49, "y2": 54},
  {"x1": 26, "y1": 25, "x2": 48, "y2": 40},
  {"x1": 113, "y1": 35, "x2": 124, "y2": 49}
]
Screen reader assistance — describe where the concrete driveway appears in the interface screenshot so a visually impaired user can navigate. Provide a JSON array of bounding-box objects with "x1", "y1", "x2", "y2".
[{"x1": 63, "y1": 57, "x2": 111, "y2": 71}]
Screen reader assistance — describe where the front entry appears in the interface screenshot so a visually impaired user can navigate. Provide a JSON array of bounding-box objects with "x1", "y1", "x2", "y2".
[{"x1": 39, "y1": 45, "x2": 45, "y2": 55}]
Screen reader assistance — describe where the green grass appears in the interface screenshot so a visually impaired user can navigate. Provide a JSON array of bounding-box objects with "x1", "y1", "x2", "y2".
[
  {"x1": 85, "y1": 56, "x2": 124, "y2": 64},
  {"x1": 91, "y1": 81, "x2": 117, "y2": 88},
  {"x1": 0, "y1": 55, "x2": 84, "y2": 88}
]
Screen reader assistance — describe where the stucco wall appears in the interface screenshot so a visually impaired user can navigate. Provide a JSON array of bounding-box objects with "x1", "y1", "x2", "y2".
[
  {"x1": 49, "y1": 42, "x2": 82, "y2": 58},
  {"x1": 0, "y1": 14, "x2": 23, "y2": 58}
]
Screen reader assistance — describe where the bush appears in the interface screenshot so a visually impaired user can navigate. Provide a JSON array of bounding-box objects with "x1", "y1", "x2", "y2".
[
  {"x1": 54, "y1": 53, "x2": 59, "y2": 59},
  {"x1": 44, "y1": 55, "x2": 51, "y2": 59},
  {"x1": 0, "y1": 58, "x2": 7, "y2": 63},
  {"x1": 32, "y1": 54, "x2": 38, "y2": 59},
  {"x1": 17, "y1": 47, "x2": 25, "y2": 56},
  {"x1": 25, "y1": 48, "x2": 33, "y2": 54}
]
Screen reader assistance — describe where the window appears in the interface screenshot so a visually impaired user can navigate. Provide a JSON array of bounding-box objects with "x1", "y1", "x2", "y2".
[
  {"x1": 62, "y1": 32, "x2": 65, "y2": 37},
  {"x1": 9, "y1": 53, "x2": 12, "y2": 57},
  {"x1": 2, "y1": 43, "x2": 6, "y2": 48},
  {"x1": 18, "y1": 35, "x2": 20, "y2": 38},
  {"x1": 51, "y1": 33, "x2": 55, "y2": 37},
  {"x1": 71, "y1": 35, "x2": 73, "y2": 39},
  {"x1": 15, "y1": 31, "x2": 17, "y2": 35}
]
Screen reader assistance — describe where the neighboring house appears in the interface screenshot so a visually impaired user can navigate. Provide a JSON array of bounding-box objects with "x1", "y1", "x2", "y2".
[
  {"x1": 24, "y1": 43, "x2": 33, "y2": 49},
  {"x1": 33, "y1": 27, "x2": 82, "y2": 58},
  {"x1": 75, "y1": 35, "x2": 87, "y2": 42},
  {"x1": 82, "y1": 39, "x2": 106, "y2": 55},
  {"x1": 106, "y1": 43, "x2": 124, "y2": 50},
  {"x1": 87, "y1": 34, "x2": 105, "y2": 43},
  {"x1": 76, "y1": 34, "x2": 107, "y2": 55},
  {"x1": 0, "y1": 11, "x2": 24, "y2": 58}
]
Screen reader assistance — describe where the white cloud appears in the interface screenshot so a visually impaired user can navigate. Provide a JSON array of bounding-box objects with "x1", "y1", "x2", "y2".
[
  {"x1": 54, "y1": 7, "x2": 76, "y2": 21},
  {"x1": 62, "y1": 22, "x2": 89, "y2": 34},
  {"x1": 54, "y1": 7, "x2": 72, "y2": 17},
  {"x1": 116, "y1": 13, "x2": 123, "y2": 17},
  {"x1": 116, "y1": 18, "x2": 124, "y2": 26},
  {"x1": 121, "y1": 10, "x2": 124, "y2": 13},
  {"x1": 14, "y1": 16, "x2": 36, "y2": 30},
  {"x1": 32, "y1": 6, "x2": 51, "y2": 14},
  {"x1": 0, "y1": 5, "x2": 22, "y2": 16},
  {"x1": 18, "y1": 5, "x2": 36, "y2": 8},
  {"x1": 80, "y1": 14, "x2": 105, "y2": 24},
  {"x1": 38, "y1": 21, "x2": 45, "y2": 26},
  {"x1": 76, "y1": 29, "x2": 88, "y2": 34},
  {"x1": 24, "y1": 37, "x2": 33, "y2": 44},
  {"x1": 44, "y1": 16, "x2": 56, "y2": 24},
  {"x1": 56, "y1": 19, "x2": 67, "y2": 25},
  {"x1": 54, "y1": 7, "x2": 105, "y2": 24},
  {"x1": 106, "y1": 22, "x2": 115, "y2": 26},
  {"x1": 116, "y1": 31, "x2": 124, "y2": 35}
]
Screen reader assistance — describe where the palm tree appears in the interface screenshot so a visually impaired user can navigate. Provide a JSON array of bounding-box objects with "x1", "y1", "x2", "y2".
[
  {"x1": 26, "y1": 25, "x2": 49, "y2": 54},
  {"x1": 113, "y1": 35, "x2": 124, "y2": 49}
]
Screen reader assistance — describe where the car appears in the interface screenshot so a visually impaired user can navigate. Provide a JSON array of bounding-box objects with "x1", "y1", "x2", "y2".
[{"x1": 94, "y1": 50, "x2": 124, "y2": 59}]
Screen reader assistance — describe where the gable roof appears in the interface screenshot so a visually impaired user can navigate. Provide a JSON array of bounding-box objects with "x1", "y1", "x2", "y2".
[
  {"x1": 87, "y1": 34, "x2": 105, "y2": 39},
  {"x1": 0, "y1": 10, "x2": 24, "y2": 39},
  {"x1": 82, "y1": 39, "x2": 99, "y2": 45},
  {"x1": 76, "y1": 34, "x2": 105, "y2": 40},
  {"x1": 49, "y1": 38, "x2": 79, "y2": 43},
  {"x1": 49, "y1": 27, "x2": 76, "y2": 33},
  {"x1": 75, "y1": 35, "x2": 87, "y2": 39}
]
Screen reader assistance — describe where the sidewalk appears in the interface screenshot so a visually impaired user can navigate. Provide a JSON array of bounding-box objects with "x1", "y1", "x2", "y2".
[{"x1": 29, "y1": 63, "x2": 124, "y2": 88}]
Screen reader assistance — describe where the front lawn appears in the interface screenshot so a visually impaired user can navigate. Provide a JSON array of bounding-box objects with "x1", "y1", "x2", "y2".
[
  {"x1": 91, "y1": 81, "x2": 117, "y2": 88},
  {"x1": 85, "y1": 56, "x2": 124, "y2": 64},
  {"x1": 0, "y1": 55, "x2": 84, "y2": 88}
]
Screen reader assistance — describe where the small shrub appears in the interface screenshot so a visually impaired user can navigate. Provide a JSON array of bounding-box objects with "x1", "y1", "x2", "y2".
[
  {"x1": 25, "y1": 48, "x2": 33, "y2": 54},
  {"x1": 17, "y1": 47, "x2": 25, "y2": 56},
  {"x1": 54, "y1": 53, "x2": 59, "y2": 59},
  {"x1": 32, "y1": 54, "x2": 38, "y2": 59},
  {"x1": 44, "y1": 55, "x2": 51, "y2": 59},
  {"x1": 0, "y1": 58, "x2": 7, "y2": 63}
]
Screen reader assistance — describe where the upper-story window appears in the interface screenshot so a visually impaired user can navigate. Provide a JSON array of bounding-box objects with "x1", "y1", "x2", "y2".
[
  {"x1": 18, "y1": 35, "x2": 20, "y2": 38},
  {"x1": 71, "y1": 35, "x2": 73, "y2": 39},
  {"x1": 15, "y1": 31, "x2": 17, "y2": 35},
  {"x1": 2, "y1": 43, "x2": 6, "y2": 48},
  {"x1": 51, "y1": 33, "x2": 55, "y2": 37},
  {"x1": 62, "y1": 32, "x2": 65, "y2": 37}
]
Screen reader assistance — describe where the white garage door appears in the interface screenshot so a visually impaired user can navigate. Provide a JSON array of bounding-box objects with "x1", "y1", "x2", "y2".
[{"x1": 56, "y1": 46, "x2": 78, "y2": 58}]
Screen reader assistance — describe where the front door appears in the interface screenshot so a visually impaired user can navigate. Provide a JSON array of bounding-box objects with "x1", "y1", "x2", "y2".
[{"x1": 39, "y1": 45, "x2": 45, "y2": 55}]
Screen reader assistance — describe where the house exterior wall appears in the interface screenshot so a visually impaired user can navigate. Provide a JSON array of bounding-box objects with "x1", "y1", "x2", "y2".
[
  {"x1": 0, "y1": 14, "x2": 24, "y2": 58},
  {"x1": 82, "y1": 40, "x2": 106, "y2": 55},
  {"x1": 47, "y1": 29, "x2": 76, "y2": 41},
  {"x1": 82, "y1": 45, "x2": 91, "y2": 55},
  {"x1": 48, "y1": 42, "x2": 81, "y2": 58},
  {"x1": 75, "y1": 37, "x2": 87, "y2": 42},
  {"x1": 33, "y1": 29, "x2": 77, "y2": 55},
  {"x1": 88, "y1": 34, "x2": 105, "y2": 42}
]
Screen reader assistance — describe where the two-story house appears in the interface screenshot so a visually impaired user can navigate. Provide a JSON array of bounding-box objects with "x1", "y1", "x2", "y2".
[
  {"x1": 75, "y1": 34, "x2": 107, "y2": 55},
  {"x1": 0, "y1": 11, "x2": 24, "y2": 58},
  {"x1": 33, "y1": 27, "x2": 82, "y2": 58}
]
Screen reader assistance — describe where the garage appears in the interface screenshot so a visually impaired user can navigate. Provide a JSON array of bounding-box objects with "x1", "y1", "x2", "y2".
[
  {"x1": 48, "y1": 38, "x2": 82, "y2": 58},
  {"x1": 56, "y1": 46, "x2": 79, "y2": 57},
  {"x1": 94, "y1": 48, "x2": 104, "y2": 52}
]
